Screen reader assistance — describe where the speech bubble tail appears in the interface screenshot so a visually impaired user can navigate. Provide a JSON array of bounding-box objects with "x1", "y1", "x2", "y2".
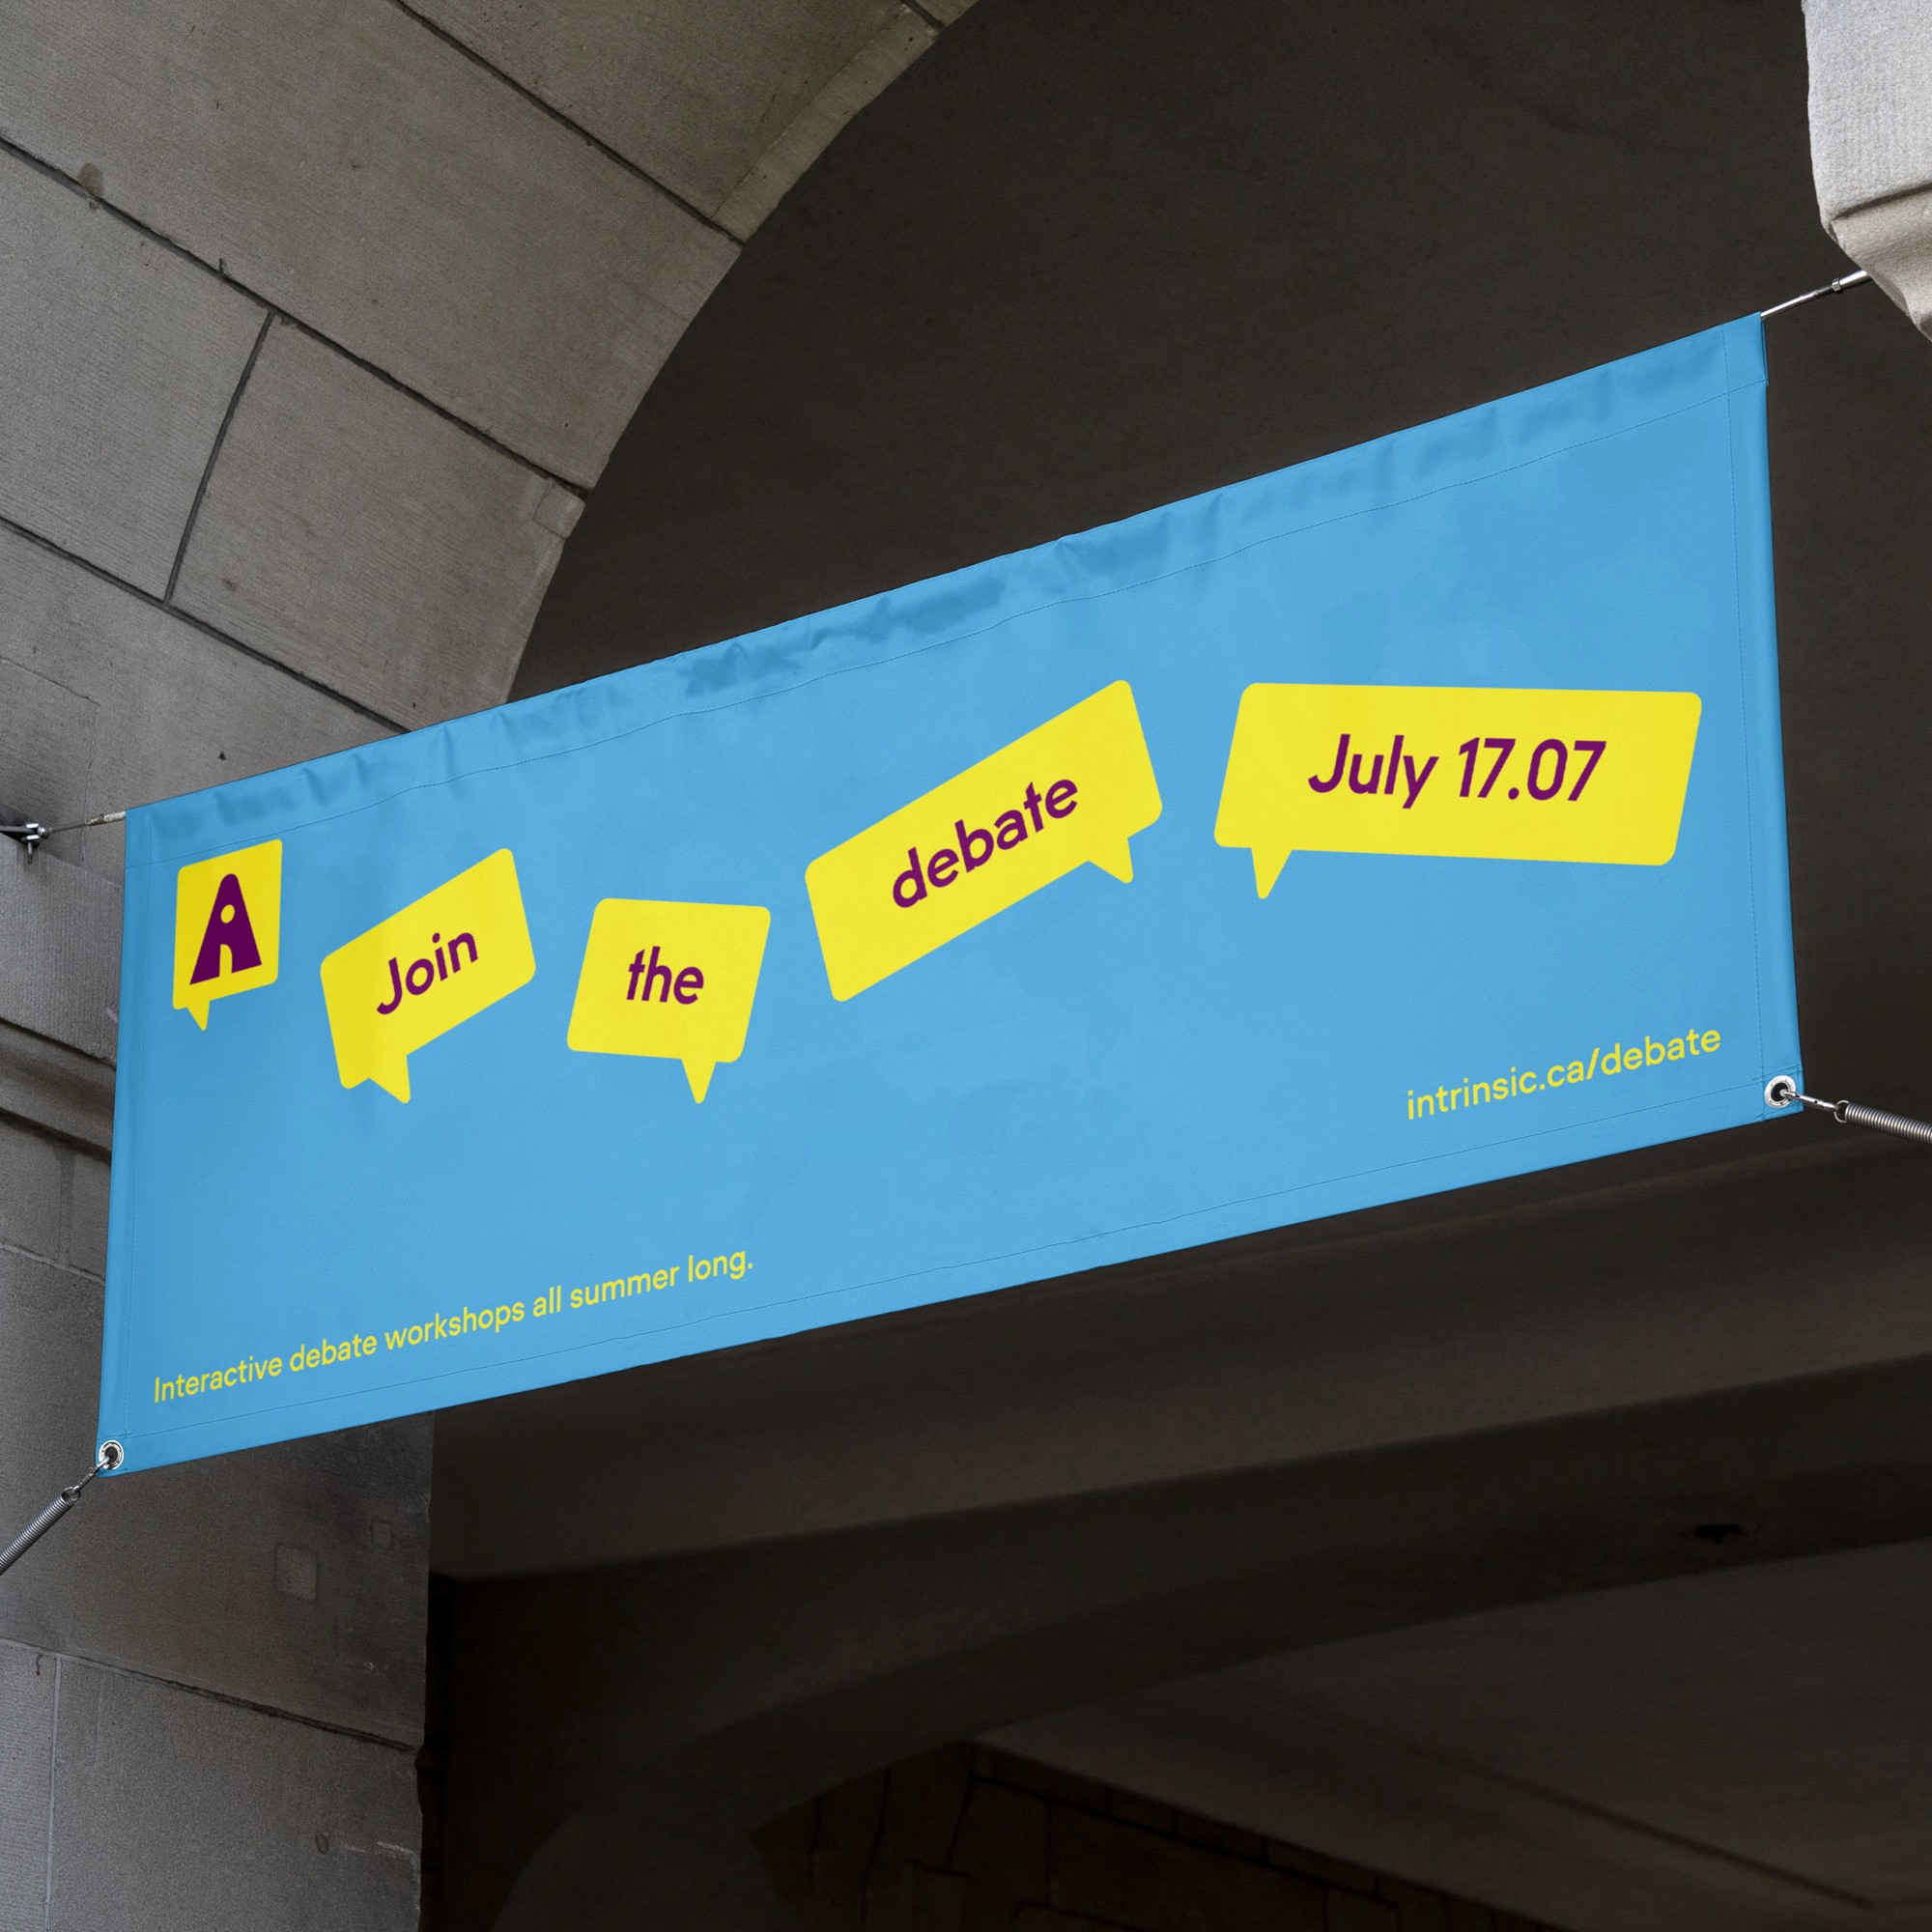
[
  {"x1": 1252, "y1": 847, "x2": 1291, "y2": 899},
  {"x1": 683, "y1": 1060, "x2": 716, "y2": 1104},
  {"x1": 186, "y1": 997, "x2": 211, "y2": 1030},
  {"x1": 1089, "y1": 840, "x2": 1136, "y2": 886},
  {"x1": 367, "y1": 1060, "x2": 412, "y2": 1104}
]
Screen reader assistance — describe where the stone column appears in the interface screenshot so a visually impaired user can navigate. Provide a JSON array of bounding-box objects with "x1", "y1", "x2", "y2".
[{"x1": 1806, "y1": 0, "x2": 1932, "y2": 337}]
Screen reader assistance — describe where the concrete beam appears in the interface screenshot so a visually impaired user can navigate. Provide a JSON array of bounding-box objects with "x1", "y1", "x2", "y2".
[
  {"x1": 452, "y1": 1345, "x2": 1932, "y2": 1930},
  {"x1": 999, "y1": 1534, "x2": 1932, "y2": 1931},
  {"x1": 995, "y1": 1668, "x2": 1865, "y2": 1932},
  {"x1": 431, "y1": 1132, "x2": 1931, "y2": 1577}
]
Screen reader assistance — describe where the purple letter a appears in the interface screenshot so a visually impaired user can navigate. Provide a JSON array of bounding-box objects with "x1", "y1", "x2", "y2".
[{"x1": 190, "y1": 873, "x2": 263, "y2": 984}]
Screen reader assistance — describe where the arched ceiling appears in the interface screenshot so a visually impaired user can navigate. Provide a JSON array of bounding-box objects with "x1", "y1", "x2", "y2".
[
  {"x1": 444, "y1": 9, "x2": 1932, "y2": 1925},
  {"x1": 514, "y1": 0, "x2": 1932, "y2": 1126}
]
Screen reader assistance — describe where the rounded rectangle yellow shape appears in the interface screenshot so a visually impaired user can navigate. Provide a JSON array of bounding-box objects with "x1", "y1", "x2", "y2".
[
  {"x1": 173, "y1": 839, "x2": 281, "y2": 1029},
  {"x1": 1214, "y1": 684, "x2": 1702, "y2": 897},
  {"x1": 565, "y1": 899, "x2": 771, "y2": 1102},
  {"x1": 320, "y1": 848, "x2": 534, "y2": 1102},
  {"x1": 805, "y1": 680, "x2": 1163, "y2": 1000}
]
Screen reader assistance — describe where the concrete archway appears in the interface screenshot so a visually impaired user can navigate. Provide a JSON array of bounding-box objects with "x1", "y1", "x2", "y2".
[
  {"x1": 8, "y1": 2, "x2": 1932, "y2": 1927},
  {"x1": 431, "y1": 2, "x2": 1932, "y2": 1927},
  {"x1": 0, "y1": 5, "x2": 970, "y2": 1921}
]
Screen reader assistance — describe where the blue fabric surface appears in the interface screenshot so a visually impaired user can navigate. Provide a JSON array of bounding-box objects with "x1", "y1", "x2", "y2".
[{"x1": 99, "y1": 317, "x2": 1800, "y2": 1471}]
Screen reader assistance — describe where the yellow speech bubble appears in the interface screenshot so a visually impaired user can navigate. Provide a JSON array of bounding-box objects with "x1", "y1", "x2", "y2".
[
  {"x1": 320, "y1": 848, "x2": 535, "y2": 1102},
  {"x1": 1215, "y1": 685, "x2": 1701, "y2": 896},
  {"x1": 173, "y1": 839, "x2": 282, "y2": 1029},
  {"x1": 806, "y1": 680, "x2": 1163, "y2": 1001},
  {"x1": 566, "y1": 899, "x2": 771, "y2": 1102}
]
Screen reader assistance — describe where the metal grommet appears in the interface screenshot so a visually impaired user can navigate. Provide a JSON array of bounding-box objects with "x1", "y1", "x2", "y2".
[
  {"x1": 1765, "y1": 1076, "x2": 1798, "y2": 1108},
  {"x1": 98, "y1": 1439, "x2": 124, "y2": 1472}
]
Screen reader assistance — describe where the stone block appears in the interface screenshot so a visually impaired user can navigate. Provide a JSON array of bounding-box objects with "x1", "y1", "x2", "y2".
[
  {"x1": 907, "y1": 1865, "x2": 971, "y2": 1932},
  {"x1": 175, "y1": 324, "x2": 579, "y2": 724},
  {"x1": 64, "y1": 1150, "x2": 107, "y2": 1279},
  {"x1": 753, "y1": 1799, "x2": 815, "y2": 1912},
  {"x1": 1804, "y1": 0, "x2": 1932, "y2": 343},
  {"x1": 0, "y1": 0, "x2": 738, "y2": 481},
  {"x1": 0, "y1": 1245, "x2": 107, "y2": 1607},
  {"x1": 0, "y1": 843, "x2": 119, "y2": 1063},
  {"x1": 46, "y1": 1660, "x2": 418, "y2": 1930},
  {"x1": 810, "y1": 1772, "x2": 887, "y2": 1915},
  {"x1": 873, "y1": 1746, "x2": 973, "y2": 1878},
  {"x1": 1805, "y1": 0, "x2": 1932, "y2": 219},
  {"x1": 0, "y1": 154, "x2": 264, "y2": 595},
  {"x1": 0, "y1": 1640, "x2": 54, "y2": 1932},
  {"x1": 947, "y1": 1780, "x2": 1046, "y2": 1924},
  {"x1": 0, "y1": 1113, "x2": 66, "y2": 1264},
  {"x1": 1831, "y1": 185, "x2": 1932, "y2": 342},
  {"x1": 0, "y1": 523, "x2": 386, "y2": 886},
  {"x1": 0, "y1": 1245, "x2": 431, "y2": 1744},
  {"x1": 715, "y1": 11, "x2": 934, "y2": 242},
  {"x1": 0, "y1": 653, "x2": 98, "y2": 837},
  {"x1": 413, "y1": 0, "x2": 915, "y2": 222},
  {"x1": 1045, "y1": 1806, "x2": 1323, "y2": 1932},
  {"x1": 0, "y1": 1022, "x2": 113, "y2": 1153},
  {"x1": 275, "y1": 1543, "x2": 321, "y2": 1603}
]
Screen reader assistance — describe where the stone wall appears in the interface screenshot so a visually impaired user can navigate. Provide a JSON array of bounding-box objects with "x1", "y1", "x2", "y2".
[
  {"x1": 757, "y1": 1745, "x2": 1567, "y2": 1932},
  {"x1": 0, "y1": 0, "x2": 968, "y2": 1922}
]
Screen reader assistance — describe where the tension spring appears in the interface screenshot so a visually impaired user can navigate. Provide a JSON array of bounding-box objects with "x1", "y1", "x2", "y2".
[
  {"x1": 1766, "y1": 1076, "x2": 1932, "y2": 1149},
  {"x1": 0, "y1": 1441, "x2": 126, "y2": 1581}
]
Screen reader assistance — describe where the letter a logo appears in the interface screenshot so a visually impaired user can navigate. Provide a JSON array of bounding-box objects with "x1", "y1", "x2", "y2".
[
  {"x1": 174, "y1": 840, "x2": 282, "y2": 1029},
  {"x1": 191, "y1": 872, "x2": 264, "y2": 983}
]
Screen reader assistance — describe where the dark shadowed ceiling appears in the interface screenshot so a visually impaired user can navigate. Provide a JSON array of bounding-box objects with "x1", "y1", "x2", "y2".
[
  {"x1": 516, "y1": 0, "x2": 1932, "y2": 1106},
  {"x1": 449, "y1": 10, "x2": 1932, "y2": 1926}
]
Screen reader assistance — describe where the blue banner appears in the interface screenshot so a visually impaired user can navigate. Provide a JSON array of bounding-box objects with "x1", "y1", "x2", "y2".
[{"x1": 99, "y1": 318, "x2": 1801, "y2": 1471}]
